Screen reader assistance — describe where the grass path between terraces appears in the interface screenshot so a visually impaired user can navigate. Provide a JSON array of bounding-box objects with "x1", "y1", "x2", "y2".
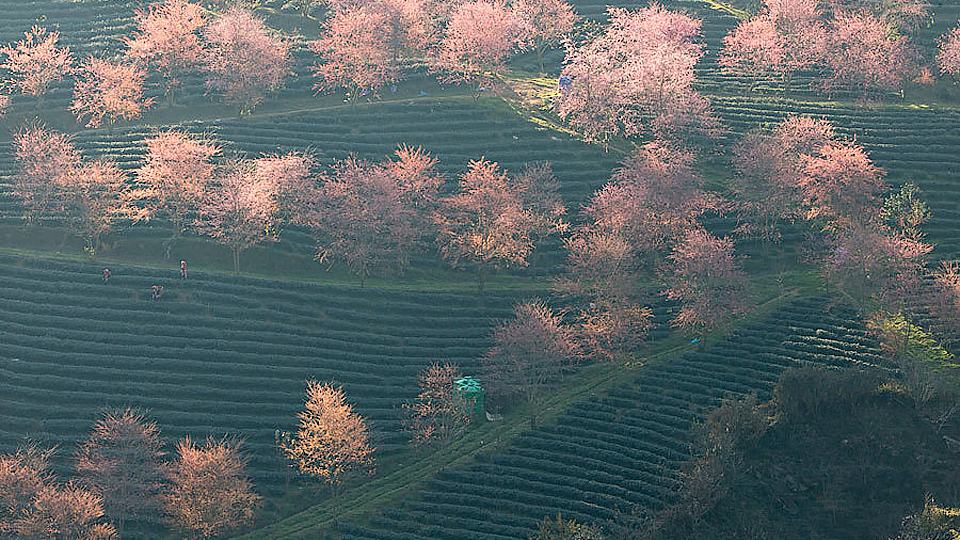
[{"x1": 228, "y1": 271, "x2": 822, "y2": 540}]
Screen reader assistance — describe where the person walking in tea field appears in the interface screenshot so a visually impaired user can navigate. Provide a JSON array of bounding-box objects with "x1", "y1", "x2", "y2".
[
  {"x1": 180, "y1": 260, "x2": 187, "y2": 280},
  {"x1": 151, "y1": 285, "x2": 164, "y2": 301},
  {"x1": 102, "y1": 268, "x2": 111, "y2": 284}
]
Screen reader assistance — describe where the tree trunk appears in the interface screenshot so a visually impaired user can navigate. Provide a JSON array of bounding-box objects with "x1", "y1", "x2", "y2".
[
  {"x1": 528, "y1": 394, "x2": 537, "y2": 429},
  {"x1": 477, "y1": 261, "x2": 486, "y2": 297},
  {"x1": 537, "y1": 46, "x2": 545, "y2": 75},
  {"x1": 233, "y1": 247, "x2": 241, "y2": 275},
  {"x1": 783, "y1": 71, "x2": 793, "y2": 98}
]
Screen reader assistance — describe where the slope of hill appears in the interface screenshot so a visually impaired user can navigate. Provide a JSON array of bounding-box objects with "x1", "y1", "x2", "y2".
[{"x1": 239, "y1": 297, "x2": 884, "y2": 540}]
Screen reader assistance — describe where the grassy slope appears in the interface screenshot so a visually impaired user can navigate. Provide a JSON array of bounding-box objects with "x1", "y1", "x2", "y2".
[{"x1": 0, "y1": 0, "x2": 958, "y2": 538}]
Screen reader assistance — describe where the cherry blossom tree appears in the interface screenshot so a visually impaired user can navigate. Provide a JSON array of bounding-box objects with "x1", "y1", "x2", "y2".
[
  {"x1": 730, "y1": 115, "x2": 835, "y2": 246},
  {"x1": 71, "y1": 57, "x2": 154, "y2": 127},
  {"x1": 586, "y1": 142, "x2": 719, "y2": 257},
  {"x1": 432, "y1": 0, "x2": 528, "y2": 98},
  {"x1": 61, "y1": 159, "x2": 146, "y2": 257},
  {"x1": 0, "y1": 444, "x2": 54, "y2": 531},
  {"x1": 821, "y1": 224, "x2": 930, "y2": 311},
  {"x1": 482, "y1": 300, "x2": 580, "y2": 426},
  {"x1": 434, "y1": 157, "x2": 536, "y2": 294},
  {"x1": 822, "y1": 10, "x2": 917, "y2": 102},
  {"x1": 203, "y1": 6, "x2": 291, "y2": 113},
  {"x1": 577, "y1": 297, "x2": 654, "y2": 362},
  {"x1": 164, "y1": 437, "x2": 261, "y2": 539},
  {"x1": 75, "y1": 409, "x2": 165, "y2": 536},
  {"x1": 123, "y1": 0, "x2": 206, "y2": 103},
  {"x1": 12, "y1": 122, "x2": 82, "y2": 224},
  {"x1": 402, "y1": 363, "x2": 471, "y2": 446},
  {"x1": 137, "y1": 130, "x2": 220, "y2": 251},
  {"x1": 0, "y1": 26, "x2": 74, "y2": 103},
  {"x1": 281, "y1": 381, "x2": 374, "y2": 519},
  {"x1": 938, "y1": 22, "x2": 960, "y2": 80},
  {"x1": 930, "y1": 261, "x2": 960, "y2": 339},
  {"x1": 311, "y1": 7, "x2": 400, "y2": 104},
  {"x1": 555, "y1": 4, "x2": 715, "y2": 144},
  {"x1": 12, "y1": 483, "x2": 117, "y2": 540},
  {"x1": 798, "y1": 140, "x2": 886, "y2": 230},
  {"x1": 720, "y1": 0, "x2": 826, "y2": 95},
  {"x1": 194, "y1": 159, "x2": 281, "y2": 274},
  {"x1": 314, "y1": 146, "x2": 441, "y2": 286},
  {"x1": 661, "y1": 228, "x2": 749, "y2": 331},
  {"x1": 512, "y1": 162, "x2": 567, "y2": 248},
  {"x1": 511, "y1": 0, "x2": 577, "y2": 73},
  {"x1": 254, "y1": 152, "x2": 316, "y2": 226}
]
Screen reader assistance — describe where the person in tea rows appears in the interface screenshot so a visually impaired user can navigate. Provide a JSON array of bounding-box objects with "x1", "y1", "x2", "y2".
[
  {"x1": 102, "y1": 268, "x2": 111, "y2": 284},
  {"x1": 151, "y1": 285, "x2": 164, "y2": 301},
  {"x1": 180, "y1": 260, "x2": 187, "y2": 280}
]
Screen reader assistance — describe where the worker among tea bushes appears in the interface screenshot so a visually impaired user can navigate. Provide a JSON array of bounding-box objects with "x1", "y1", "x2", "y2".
[
  {"x1": 102, "y1": 268, "x2": 110, "y2": 284},
  {"x1": 180, "y1": 260, "x2": 187, "y2": 280}
]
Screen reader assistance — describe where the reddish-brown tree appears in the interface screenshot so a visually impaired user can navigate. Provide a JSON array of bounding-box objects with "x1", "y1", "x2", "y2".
[
  {"x1": 0, "y1": 26, "x2": 73, "y2": 102},
  {"x1": 432, "y1": 0, "x2": 528, "y2": 97},
  {"x1": 71, "y1": 57, "x2": 154, "y2": 127},
  {"x1": 194, "y1": 159, "x2": 281, "y2": 274},
  {"x1": 434, "y1": 157, "x2": 536, "y2": 294},
  {"x1": 577, "y1": 297, "x2": 654, "y2": 362},
  {"x1": 75, "y1": 409, "x2": 165, "y2": 535},
  {"x1": 930, "y1": 261, "x2": 960, "y2": 339},
  {"x1": 555, "y1": 4, "x2": 714, "y2": 143},
  {"x1": 511, "y1": 0, "x2": 577, "y2": 73},
  {"x1": 720, "y1": 0, "x2": 825, "y2": 95},
  {"x1": 137, "y1": 130, "x2": 220, "y2": 246},
  {"x1": 123, "y1": 0, "x2": 206, "y2": 103},
  {"x1": 661, "y1": 228, "x2": 749, "y2": 331},
  {"x1": 822, "y1": 10, "x2": 917, "y2": 101},
  {"x1": 314, "y1": 147, "x2": 441, "y2": 286},
  {"x1": 402, "y1": 363, "x2": 471, "y2": 446},
  {"x1": 12, "y1": 122, "x2": 82, "y2": 224},
  {"x1": 202, "y1": 6, "x2": 291, "y2": 113},
  {"x1": 61, "y1": 159, "x2": 146, "y2": 257},
  {"x1": 938, "y1": 21, "x2": 960, "y2": 80},
  {"x1": 164, "y1": 437, "x2": 261, "y2": 539},
  {"x1": 281, "y1": 381, "x2": 374, "y2": 518},
  {"x1": 482, "y1": 300, "x2": 580, "y2": 426}
]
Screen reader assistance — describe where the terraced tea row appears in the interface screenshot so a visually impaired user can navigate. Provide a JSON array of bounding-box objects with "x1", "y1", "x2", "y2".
[
  {"x1": 321, "y1": 298, "x2": 883, "y2": 540},
  {"x1": 0, "y1": 251, "x2": 530, "y2": 494}
]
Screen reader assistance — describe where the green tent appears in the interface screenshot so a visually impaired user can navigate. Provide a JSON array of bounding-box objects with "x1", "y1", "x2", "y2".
[{"x1": 454, "y1": 376, "x2": 485, "y2": 419}]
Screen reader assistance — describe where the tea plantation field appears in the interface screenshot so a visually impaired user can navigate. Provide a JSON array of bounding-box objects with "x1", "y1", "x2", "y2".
[{"x1": 243, "y1": 297, "x2": 884, "y2": 540}]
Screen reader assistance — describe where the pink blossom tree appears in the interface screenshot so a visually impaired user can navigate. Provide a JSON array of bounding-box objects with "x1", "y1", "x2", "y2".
[
  {"x1": 61, "y1": 159, "x2": 146, "y2": 257},
  {"x1": 434, "y1": 157, "x2": 536, "y2": 294},
  {"x1": 11, "y1": 122, "x2": 82, "y2": 223},
  {"x1": 822, "y1": 10, "x2": 917, "y2": 101},
  {"x1": 311, "y1": 7, "x2": 400, "y2": 104},
  {"x1": 555, "y1": 4, "x2": 715, "y2": 144},
  {"x1": 202, "y1": 6, "x2": 291, "y2": 113},
  {"x1": 730, "y1": 115, "x2": 835, "y2": 246},
  {"x1": 71, "y1": 57, "x2": 154, "y2": 127},
  {"x1": 432, "y1": 0, "x2": 528, "y2": 98},
  {"x1": 661, "y1": 228, "x2": 749, "y2": 331},
  {"x1": 798, "y1": 140, "x2": 886, "y2": 230},
  {"x1": 720, "y1": 0, "x2": 826, "y2": 95},
  {"x1": 511, "y1": 0, "x2": 577, "y2": 73},
  {"x1": 313, "y1": 146, "x2": 442, "y2": 285},
  {"x1": 821, "y1": 224, "x2": 930, "y2": 311},
  {"x1": 123, "y1": 0, "x2": 206, "y2": 103},
  {"x1": 137, "y1": 130, "x2": 220, "y2": 252},
  {"x1": 938, "y1": 21, "x2": 960, "y2": 80},
  {"x1": 253, "y1": 152, "x2": 316, "y2": 226},
  {"x1": 0, "y1": 26, "x2": 74, "y2": 104},
  {"x1": 482, "y1": 300, "x2": 580, "y2": 426},
  {"x1": 195, "y1": 158, "x2": 280, "y2": 274}
]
